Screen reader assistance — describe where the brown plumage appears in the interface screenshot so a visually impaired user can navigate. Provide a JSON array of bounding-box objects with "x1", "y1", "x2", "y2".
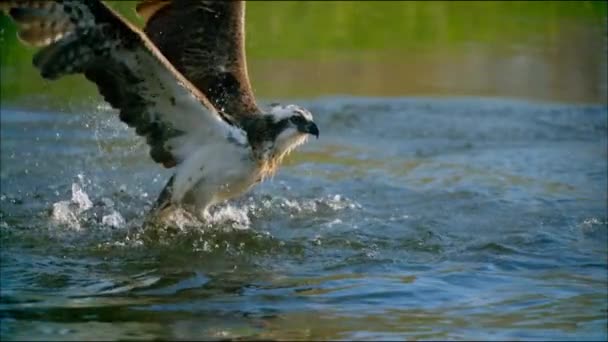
[{"x1": 136, "y1": 0, "x2": 261, "y2": 119}]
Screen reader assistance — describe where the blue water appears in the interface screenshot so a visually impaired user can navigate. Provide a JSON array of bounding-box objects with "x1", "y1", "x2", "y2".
[{"x1": 1, "y1": 97, "x2": 606, "y2": 340}]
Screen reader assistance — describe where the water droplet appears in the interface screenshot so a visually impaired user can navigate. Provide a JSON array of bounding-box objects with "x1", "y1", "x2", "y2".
[
  {"x1": 71, "y1": 183, "x2": 92, "y2": 212},
  {"x1": 102, "y1": 210, "x2": 126, "y2": 228},
  {"x1": 51, "y1": 200, "x2": 81, "y2": 230}
]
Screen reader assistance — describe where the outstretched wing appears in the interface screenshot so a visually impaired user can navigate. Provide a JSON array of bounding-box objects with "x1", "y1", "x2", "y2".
[
  {"x1": 136, "y1": 0, "x2": 261, "y2": 120},
  {"x1": 2, "y1": 0, "x2": 247, "y2": 168}
]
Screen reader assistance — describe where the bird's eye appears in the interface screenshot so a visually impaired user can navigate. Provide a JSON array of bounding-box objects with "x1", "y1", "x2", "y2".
[{"x1": 290, "y1": 115, "x2": 305, "y2": 125}]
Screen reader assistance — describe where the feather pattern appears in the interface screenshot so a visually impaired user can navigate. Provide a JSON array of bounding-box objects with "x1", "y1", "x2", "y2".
[
  {"x1": 136, "y1": 0, "x2": 261, "y2": 120},
  {"x1": 2, "y1": 0, "x2": 245, "y2": 169}
]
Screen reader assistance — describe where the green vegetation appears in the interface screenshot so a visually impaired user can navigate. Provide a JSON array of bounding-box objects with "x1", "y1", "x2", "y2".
[{"x1": 1, "y1": 1, "x2": 606, "y2": 107}]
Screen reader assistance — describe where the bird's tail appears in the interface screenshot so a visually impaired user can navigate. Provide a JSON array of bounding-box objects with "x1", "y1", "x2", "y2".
[{"x1": 1, "y1": 0, "x2": 133, "y2": 80}]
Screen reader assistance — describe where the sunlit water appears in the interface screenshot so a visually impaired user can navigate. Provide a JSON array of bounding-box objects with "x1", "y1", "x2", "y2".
[{"x1": 0, "y1": 97, "x2": 606, "y2": 340}]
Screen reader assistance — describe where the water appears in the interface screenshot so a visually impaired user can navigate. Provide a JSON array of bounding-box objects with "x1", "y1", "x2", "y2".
[{"x1": 0, "y1": 96, "x2": 606, "y2": 340}]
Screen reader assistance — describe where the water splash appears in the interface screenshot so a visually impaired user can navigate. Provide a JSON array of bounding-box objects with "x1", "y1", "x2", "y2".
[
  {"x1": 255, "y1": 193, "x2": 361, "y2": 217},
  {"x1": 70, "y1": 182, "x2": 92, "y2": 212},
  {"x1": 154, "y1": 207, "x2": 203, "y2": 231},
  {"x1": 149, "y1": 192, "x2": 360, "y2": 233},
  {"x1": 102, "y1": 210, "x2": 126, "y2": 228},
  {"x1": 206, "y1": 204, "x2": 251, "y2": 230},
  {"x1": 98, "y1": 191, "x2": 362, "y2": 254},
  {"x1": 47, "y1": 168, "x2": 361, "y2": 253},
  {"x1": 50, "y1": 183, "x2": 93, "y2": 230},
  {"x1": 50, "y1": 201, "x2": 82, "y2": 230},
  {"x1": 152, "y1": 203, "x2": 252, "y2": 232},
  {"x1": 50, "y1": 178, "x2": 127, "y2": 230}
]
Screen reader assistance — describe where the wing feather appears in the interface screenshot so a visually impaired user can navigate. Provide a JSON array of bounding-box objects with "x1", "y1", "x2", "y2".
[
  {"x1": 135, "y1": 0, "x2": 170, "y2": 22},
  {"x1": 136, "y1": 0, "x2": 261, "y2": 120},
  {"x1": 2, "y1": 0, "x2": 246, "y2": 168}
]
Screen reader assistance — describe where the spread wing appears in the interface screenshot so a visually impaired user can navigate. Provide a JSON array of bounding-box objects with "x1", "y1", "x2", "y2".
[
  {"x1": 136, "y1": 0, "x2": 261, "y2": 120},
  {"x1": 2, "y1": 0, "x2": 247, "y2": 168}
]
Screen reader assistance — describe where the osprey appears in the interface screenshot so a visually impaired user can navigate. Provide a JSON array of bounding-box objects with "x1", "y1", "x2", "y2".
[{"x1": 2, "y1": 0, "x2": 319, "y2": 221}]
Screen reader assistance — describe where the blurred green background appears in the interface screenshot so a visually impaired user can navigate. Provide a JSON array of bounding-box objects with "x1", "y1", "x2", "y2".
[{"x1": 1, "y1": 1, "x2": 606, "y2": 109}]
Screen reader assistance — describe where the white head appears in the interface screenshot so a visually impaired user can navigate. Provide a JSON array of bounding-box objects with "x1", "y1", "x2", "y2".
[{"x1": 266, "y1": 103, "x2": 319, "y2": 160}]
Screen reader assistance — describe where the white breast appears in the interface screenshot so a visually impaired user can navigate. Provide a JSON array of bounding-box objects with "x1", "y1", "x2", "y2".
[{"x1": 171, "y1": 138, "x2": 259, "y2": 213}]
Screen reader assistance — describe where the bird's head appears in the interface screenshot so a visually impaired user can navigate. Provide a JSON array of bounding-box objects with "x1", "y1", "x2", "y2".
[{"x1": 265, "y1": 103, "x2": 319, "y2": 159}]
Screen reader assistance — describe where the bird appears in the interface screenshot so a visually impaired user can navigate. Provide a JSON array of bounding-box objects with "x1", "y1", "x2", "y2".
[{"x1": 1, "y1": 0, "x2": 319, "y2": 222}]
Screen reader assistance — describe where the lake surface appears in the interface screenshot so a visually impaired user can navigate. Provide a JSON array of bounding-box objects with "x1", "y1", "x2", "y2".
[{"x1": 1, "y1": 97, "x2": 606, "y2": 340}]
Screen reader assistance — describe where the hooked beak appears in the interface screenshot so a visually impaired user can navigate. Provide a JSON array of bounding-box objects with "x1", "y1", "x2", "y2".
[{"x1": 300, "y1": 122, "x2": 319, "y2": 139}]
